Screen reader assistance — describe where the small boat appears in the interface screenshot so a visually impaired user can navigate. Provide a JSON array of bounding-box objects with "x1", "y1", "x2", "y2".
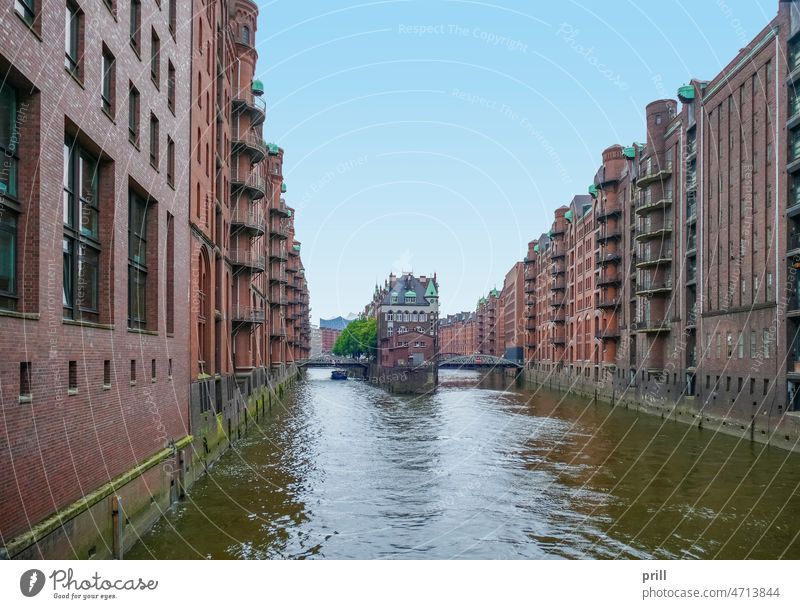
[{"x1": 331, "y1": 370, "x2": 348, "y2": 380}]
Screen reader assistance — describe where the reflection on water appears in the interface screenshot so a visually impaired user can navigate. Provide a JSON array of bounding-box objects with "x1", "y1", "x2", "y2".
[{"x1": 128, "y1": 369, "x2": 800, "y2": 559}]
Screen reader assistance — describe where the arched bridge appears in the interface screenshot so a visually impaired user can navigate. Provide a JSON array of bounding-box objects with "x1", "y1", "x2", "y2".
[
  {"x1": 437, "y1": 354, "x2": 523, "y2": 369},
  {"x1": 297, "y1": 356, "x2": 369, "y2": 369}
]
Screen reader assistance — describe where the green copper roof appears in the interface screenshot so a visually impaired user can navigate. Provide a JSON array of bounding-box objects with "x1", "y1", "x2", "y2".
[
  {"x1": 252, "y1": 80, "x2": 265, "y2": 95},
  {"x1": 267, "y1": 142, "x2": 280, "y2": 155},
  {"x1": 425, "y1": 281, "x2": 438, "y2": 298},
  {"x1": 623, "y1": 146, "x2": 636, "y2": 159},
  {"x1": 588, "y1": 184, "x2": 598, "y2": 197},
  {"x1": 287, "y1": 209, "x2": 292, "y2": 217},
  {"x1": 490, "y1": 288, "x2": 500, "y2": 298},
  {"x1": 404, "y1": 289, "x2": 416, "y2": 298},
  {"x1": 564, "y1": 209, "x2": 574, "y2": 223},
  {"x1": 678, "y1": 84, "x2": 695, "y2": 101},
  {"x1": 281, "y1": 182, "x2": 287, "y2": 193},
  {"x1": 292, "y1": 244, "x2": 301, "y2": 251},
  {"x1": 533, "y1": 244, "x2": 540, "y2": 253}
]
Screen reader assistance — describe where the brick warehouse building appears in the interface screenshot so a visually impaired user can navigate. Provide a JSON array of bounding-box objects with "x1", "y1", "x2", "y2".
[
  {"x1": 0, "y1": 0, "x2": 192, "y2": 558},
  {"x1": 518, "y1": 0, "x2": 800, "y2": 451},
  {"x1": 0, "y1": 0, "x2": 309, "y2": 559},
  {"x1": 368, "y1": 273, "x2": 439, "y2": 368}
]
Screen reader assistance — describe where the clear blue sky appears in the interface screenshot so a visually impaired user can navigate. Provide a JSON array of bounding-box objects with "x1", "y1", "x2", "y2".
[{"x1": 253, "y1": 0, "x2": 774, "y2": 322}]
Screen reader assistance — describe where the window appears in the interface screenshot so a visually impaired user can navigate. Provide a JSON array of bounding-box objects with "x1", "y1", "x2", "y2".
[
  {"x1": 766, "y1": 272, "x2": 773, "y2": 300},
  {"x1": 65, "y1": 2, "x2": 82, "y2": 78},
  {"x1": 168, "y1": 358, "x2": 173, "y2": 379},
  {"x1": 405, "y1": 295, "x2": 415, "y2": 304},
  {"x1": 20, "y1": 361, "x2": 31, "y2": 398},
  {"x1": 0, "y1": 212, "x2": 17, "y2": 311},
  {"x1": 167, "y1": 61, "x2": 176, "y2": 113},
  {"x1": 737, "y1": 333, "x2": 744, "y2": 358},
  {"x1": 750, "y1": 330, "x2": 757, "y2": 358},
  {"x1": 168, "y1": 0, "x2": 176, "y2": 38},
  {"x1": 15, "y1": 0, "x2": 36, "y2": 27},
  {"x1": 130, "y1": 0, "x2": 141, "y2": 52},
  {"x1": 101, "y1": 47, "x2": 115, "y2": 116},
  {"x1": 726, "y1": 333, "x2": 732, "y2": 358},
  {"x1": 166, "y1": 212, "x2": 174, "y2": 334},
  {"x1": 763, "y1": 329, "x2": 770, "y2": 358},
  {"x1": 150, "y1": 28, "x2": 160, "y2": 87},
  {"x1": 242, "y1": 25, "x2": 250, "y2": 45},
  {"x1": 716, "y1": 333, "x2": 721, "y2": 359},
  {"x1": 128, "y1": 84, "x2": 140, "y2": 145},
  {"x1": 166, "y1": 137, "x2": 175, "y2": 186},
  {"x1": 151, "y1": 358, "x2": 156, "y2": 381},
  {"x1": 149, "y1": 114, "x2": 159, "y2": 168},
  {"x1": 63, "y1": 139, "x2": 100, "y2": 322},
  {"x1": 68, "y1": 360, "x2": 77, "y2": 392},
  {"x1": 0, "y1": 85, "x2": 19, "y2": 311},
  {"x1": 130, "y1": 359, "x2": 136, "y2": 384},
  {"x1": 128, "y1": 190, "x2": 151, "y2": 329},
  {"x1": 103, "y1": 360, "x2": 111, "y2": 387}
]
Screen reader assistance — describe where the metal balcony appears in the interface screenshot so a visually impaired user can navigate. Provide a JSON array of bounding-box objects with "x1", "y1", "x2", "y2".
[
  {"x1": 229, "y1": 250, "x2": 265, "y2": 273},
  {"x1": 597, "y1": 228, "x2": 622, "y2": 242},
  {"x1": 231, "y1": 171, "x2": 266, "y2": 199},
  {"x1": 270, "y1": 222, "x2": 290, "y2": 240},
  {"x1": 229, "y1": 208, "x2": 265, "y2": 236},
  {"x1": 596, "y1": 297, "x2": 620, "y2": 309},
  {"x1": 231, "y1": 131, "x2": 267, "y2": 163},
  {"x1": 635, "y1": 278, "x2": 673, "y2": 295},
  {"x1": 635, "y1": 190, "x2": 673, "y2": 215},
  {"x1": 550, "y1": 246, "x2": 565, "y2": 259},
  {"x1": 231, "y1": 307, "x2": 266, "y2": 329},
  {"x1": 636, "y1": 248, "x2": 673, "y2": 268},
  {"x1": 598, "y1": 273, "x2": 621, "y2": 286},
  {"x1": 232, "y1": 92, "x2": 266, "y2": 126},
  {"x1": 551, "y1": 280, "x2": 566, "y2": 291},
  {"x1": 632, "y1": 319, "x2": 671, "y2": 333},
  {"x1": 636, "y1": 219, "x2": 674, "y2": 241},
  {"x1": 269, "y1": 246, "x2": 288, "y2": 261},
  {"x1": 597, "y1": 205, "x2": 622, "y2": 221},
  {"x1": 595, "y1": 327, "x2": 619, "y2": 339},
  {"x1": 637, "y1": 160, "x2": 673, "y2": 187}
]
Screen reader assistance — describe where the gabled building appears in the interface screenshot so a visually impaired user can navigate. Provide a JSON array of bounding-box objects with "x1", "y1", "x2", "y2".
[{"x1": 374, "y1": 273, "x2": 439, "y2": 367}]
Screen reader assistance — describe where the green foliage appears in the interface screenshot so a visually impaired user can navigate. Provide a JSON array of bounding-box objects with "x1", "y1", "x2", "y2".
[{"x1": 332, "y1": 317, "x2": 377, "y2": 359}]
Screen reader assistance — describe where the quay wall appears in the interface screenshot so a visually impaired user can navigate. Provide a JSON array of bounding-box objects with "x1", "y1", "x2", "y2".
[{"x1": 509, "y1": 368, "x2": 800, "y2": 454}]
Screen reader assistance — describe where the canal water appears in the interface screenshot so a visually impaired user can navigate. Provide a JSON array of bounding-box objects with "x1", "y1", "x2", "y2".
[{"x1": 128, "y1": 369, "x2": 800, "y2": 559}]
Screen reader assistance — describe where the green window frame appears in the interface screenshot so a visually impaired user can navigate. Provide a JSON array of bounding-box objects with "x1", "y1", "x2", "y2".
[
  {"x1": 15, "y1": 0, "x2": 35, "y2": 27},
  {"x1": 64, "y1": 2, "x2": 80, "y2": 76},
  {"x1": 128, "y1": 190, "x2": 150, "y2": 329},
  {"x1": 62, "y1": 138, "x2": 101, "y2": 321}
]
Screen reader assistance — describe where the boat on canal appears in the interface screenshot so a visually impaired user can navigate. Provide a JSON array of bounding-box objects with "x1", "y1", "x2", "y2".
[{"x1": 331, "y1": 370, "x2": 348, "y2": 380}]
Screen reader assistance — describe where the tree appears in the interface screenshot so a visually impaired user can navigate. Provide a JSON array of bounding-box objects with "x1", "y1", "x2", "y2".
[{"x1": 332, "y1": 317, "x2": 377, "y2": 359}]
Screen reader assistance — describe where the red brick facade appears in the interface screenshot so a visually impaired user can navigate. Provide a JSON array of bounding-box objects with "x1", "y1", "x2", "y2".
[
  {"x1": 0, "y1": 0, "x2": 191, "y2": 554},
  {"x1": 0, "y1": 0, "x2": 309, "y2": 558}
]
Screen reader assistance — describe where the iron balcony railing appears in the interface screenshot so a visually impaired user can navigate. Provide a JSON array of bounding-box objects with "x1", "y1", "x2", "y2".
[
  {"x1": 229, "y1": 249, "x2": 266, "y2": 272},
  {"x1": 597, "y1": 205, "x2": 622, "y2": 221},
  {"x1": 638, "y1": 159, "x2": 673, "y2": 184},
  {"x1": 636, "y1": 189, "x2": 673, "y2": 213},
  {"x1": 231, "y1": 307, "x2": 266, "y2": 324},
  {"x1": 595, "y1": 327, "x2": 619, "y2": 339},
  {"x1": 632, "y1": 319, "x2": 671, "y2": 332},
  {"x1": 636, "y1": 277, "x2": 673, "y2": 293},
  {"x1": 230, "y1": 170, "x2": 266, "y2": 198},
  {"x1": 229, "y1": 208, "x2": 265, "y2": 234},
  {"x1": 635, "y1": 218, "x2": 674, "y2": 241},
  {"x1": 231, "y1": 130, "x2": 267, "y2": 161}
]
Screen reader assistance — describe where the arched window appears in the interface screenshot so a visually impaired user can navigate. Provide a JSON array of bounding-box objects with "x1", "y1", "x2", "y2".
[
  {"x1": 242, "y1": 25, "x2": 250, "y2": 45},
  {"x1": 197, "y1": 249, "x2": 210, "y2": 372}
]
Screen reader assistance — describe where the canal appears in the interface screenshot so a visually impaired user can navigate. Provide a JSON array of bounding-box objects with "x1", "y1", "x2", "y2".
[{"x1": 128, "y1": 369, "x2": 800, "y2": 559}]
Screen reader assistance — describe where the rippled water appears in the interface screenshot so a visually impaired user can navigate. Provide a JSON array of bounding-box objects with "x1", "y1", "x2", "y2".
[{"x1": 128, "y1": 369, "x2": 800, "y2": 559}]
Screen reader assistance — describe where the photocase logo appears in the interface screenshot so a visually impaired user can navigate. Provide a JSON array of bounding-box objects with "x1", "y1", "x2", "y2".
[{"x1": 20, "y1": 569, "x2": 45, "y2": 597}]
